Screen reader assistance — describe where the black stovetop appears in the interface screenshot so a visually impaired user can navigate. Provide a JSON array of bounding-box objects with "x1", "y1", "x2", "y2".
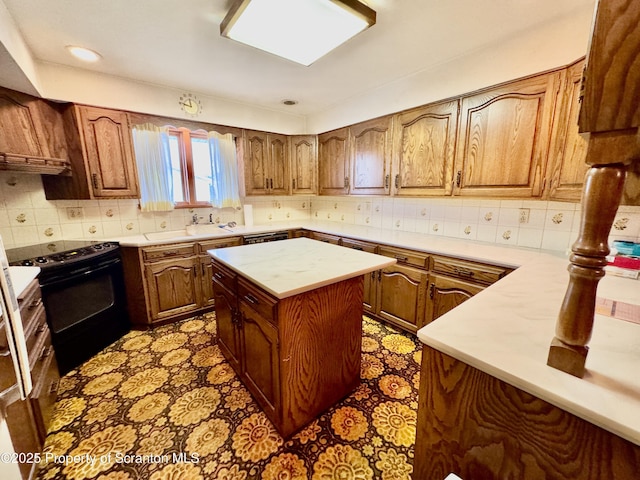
[{"x1": 6, "y1": 240, "x2": 119, "y2": 267}]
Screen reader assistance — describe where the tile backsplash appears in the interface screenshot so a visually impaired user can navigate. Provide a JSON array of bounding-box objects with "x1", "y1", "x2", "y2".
[{"x1": 1, "y1": 172, "x2": 639, "y2": 252}]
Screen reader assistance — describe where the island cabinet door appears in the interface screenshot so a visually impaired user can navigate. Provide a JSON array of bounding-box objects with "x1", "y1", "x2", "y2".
[
  {"x1": 375, "y1": 264, "x2": 428, "y2": 333},
  {"x1": 237, "y1": 282, "x2": 280, "y2": 425},
  {"x1": 213, "y1": 280, "x2": 242, "y2": 374}
]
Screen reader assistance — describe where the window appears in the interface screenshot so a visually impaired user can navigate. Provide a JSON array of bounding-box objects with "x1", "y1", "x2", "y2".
[
  {"x1": 167, "y1": 128, "x2": 214, "y2": 207},
  {"x1": 132, "y1": 124, "x2": 241, "y2": 212}
]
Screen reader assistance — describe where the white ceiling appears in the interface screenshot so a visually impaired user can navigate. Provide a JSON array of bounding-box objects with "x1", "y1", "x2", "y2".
[{"x1": 1, "y1": 0, "x2": 595, "y2": 117}]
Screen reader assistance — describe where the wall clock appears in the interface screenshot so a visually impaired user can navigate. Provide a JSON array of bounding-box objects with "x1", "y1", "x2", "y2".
[{"x1": 178, "y1": 93, "x2": 202, "y2": 117}]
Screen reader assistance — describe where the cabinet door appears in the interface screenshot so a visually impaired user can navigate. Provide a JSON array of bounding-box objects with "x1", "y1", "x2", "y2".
[
  {"x1": 454, "y1": 72, "x2": 562, "y2": 197},
  {"x1": 244, "y1": 130, "x2": 270, "y2": 195},
  {"x1": 427, "y1": 275, "x2": 484, "y2": 325},
  {"x1": 341, "y1": 237, "x2": 378, "y2": 313},
  {"x1": 393, "y1": 100, "x2": 459, "y2": 196},
  {"x1": 318, "y1": 127, "x2": 350, "y2": 195},
  {"x1": 290, "y1": 135, "x2": 317, "y2": 194},
  {"x1": 350, "y1": 116, "x2": 393, "y2": 195},
  {"x1": 239, "y1": 301, "x2": 280, "y2": 423},
  {"x1": 78, "y1": 106, "x2": 139, "y2": 198},
  {"x1": 546, "y1": 60, "x2": 589, "y2": 202},
  {"x1": 375, "y1": 263, "x2": 428, "y2": 333},
  {"x1": 269, "y1": 133, "x2": 289, "y2": 195},
  {"x1": 213, "y1": 280, "x2": 242, "y2": 373},
  {"x1": 144, "y1": 257, "x2": 201, "y2": 321},
  {"x1": 200, "y1": 256, "x2": 216, "y2": 308}
]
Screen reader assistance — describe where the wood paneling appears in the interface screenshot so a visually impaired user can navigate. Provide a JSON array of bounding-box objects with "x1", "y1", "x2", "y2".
[
  {"x1": 414, "y1": 346, "x2": 640, "y2": 480},
  {"x1": 393, "y1": 100, "x2": 459, "y2": 196}
]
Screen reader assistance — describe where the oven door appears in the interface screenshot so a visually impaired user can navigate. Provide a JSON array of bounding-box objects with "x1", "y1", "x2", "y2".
[{"x1": 39, "y1": 255, "x2": 130, "y2": 374}]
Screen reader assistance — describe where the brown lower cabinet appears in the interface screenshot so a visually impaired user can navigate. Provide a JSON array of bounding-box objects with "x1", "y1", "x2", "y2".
[
  {"x1": 212, "y1": 259, "x2": 363, "y2": 438},
  {"x1": 122, "y1": 237, "x2": 242, "y2": 326},
  {"x1": 1, "y1": 278, "x2": 59, "y2": 480}
]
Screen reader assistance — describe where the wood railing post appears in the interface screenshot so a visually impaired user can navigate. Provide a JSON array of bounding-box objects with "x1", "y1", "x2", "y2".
[{"x1": 547, "y1": 163, "x2": 627, "y2": 377}]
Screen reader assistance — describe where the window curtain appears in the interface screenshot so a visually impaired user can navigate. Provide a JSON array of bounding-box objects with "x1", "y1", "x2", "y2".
[
  {"x1": 208, "y1": 131, "x2": 241, "y2": 208},
  {"x1": 132, "y1": 123, "x2": 174, "y2": 212}
]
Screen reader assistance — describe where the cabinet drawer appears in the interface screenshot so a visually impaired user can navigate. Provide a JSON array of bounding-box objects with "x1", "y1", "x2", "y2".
[
  {"x1": 379, "y1": 245, "x2": 429, "y2": 269},
  {"x1": 431, "y1": 256, "x2": 511, "y2": 285},
  {"x1": 142, "y1": 243, "x2": 197, "y2": 261},
  {"x1": 212, "y1": 261, "x2": 237, "y2": 291},
  {"x1": 18, "y1": 279, "x2": 44, "y2": 332},
  {"x1": 237, "y1": 278, "x2": 277, "y2": 324},
  {"x1": 199, "y1": 237, "x2": 242, "y2": 253},
  {"x1": 25, "y1": 309, "x2": 48, "y2": 370},
  {"x1": 310, "y1": 232, "x2": 341, "y2": 244},
  {"x1": 341, "y1": 237, "x2": 378, "y2": 253}
]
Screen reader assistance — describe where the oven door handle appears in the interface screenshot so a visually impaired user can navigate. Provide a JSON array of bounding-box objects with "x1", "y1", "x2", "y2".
[{"x1": 39, "y1": 257, "x2": 121, "y2": 288}]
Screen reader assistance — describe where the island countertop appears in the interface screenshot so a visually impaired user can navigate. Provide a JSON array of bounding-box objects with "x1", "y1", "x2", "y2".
[{"x1": 208, "y1": 237, "x2": 396, "y2": 299}]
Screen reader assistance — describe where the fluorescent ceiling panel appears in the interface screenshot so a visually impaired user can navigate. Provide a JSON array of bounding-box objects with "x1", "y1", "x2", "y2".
[{"x1": 221, "y1": 0, "x2": 376, "y2": 66}]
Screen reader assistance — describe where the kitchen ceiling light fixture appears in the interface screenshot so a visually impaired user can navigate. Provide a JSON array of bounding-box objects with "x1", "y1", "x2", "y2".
[
  {"x1": 220, "y1": 0, "x2": 376, "y2": 66},
  {"x1": 66, "y1": 45, "x2": 102, "y2": 62}
]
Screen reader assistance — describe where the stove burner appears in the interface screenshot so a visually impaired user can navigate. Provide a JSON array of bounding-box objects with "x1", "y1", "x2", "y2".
[{"x1": 6, "y1": 241, "x2": 120, "y2": 268}]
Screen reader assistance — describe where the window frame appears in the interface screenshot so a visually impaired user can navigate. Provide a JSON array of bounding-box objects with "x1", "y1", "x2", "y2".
[{"x1": 166, "y1": 127, "x2": 212, "y2": 209}]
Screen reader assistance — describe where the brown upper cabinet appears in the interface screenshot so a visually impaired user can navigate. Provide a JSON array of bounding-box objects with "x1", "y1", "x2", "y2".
[
  {"x1": 453, "y1": 71, "x2": 563, "y2": 198},
  {"x1": 392, "y1": 100, "x2": 459, "y2": 197},
  {"x1": 43, "y1": 105, "x2": 140, "y2": 199},
  {"x1": 349, "y1": 116, "x2": 393, "y2": 195},
  {"x1": 243, "y1": 130, "x2": 289, "y2": 195},
  {"x1": 289, "y1": 135, "x2": 317, "y2": 194},
  {"x1": 546, "y1": 59, "x2": 589, "y2": 202},
  {"x1": 318, "y1": 127, "x2": 350, "y2": 195},
  {"x1": 0, "y1": 86, "x2": 70, "y2": 175}
]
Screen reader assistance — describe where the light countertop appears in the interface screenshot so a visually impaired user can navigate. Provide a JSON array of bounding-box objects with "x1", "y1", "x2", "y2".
[
  {"x1": 208, "y1": 237, "x2": 396, "y2": 299},
  {"x1": 8, "y1": 266, "x2": 40, "y2": 297},
  {"x1": 103, "y1": 220, "x2": 640, "y2": 444},
  {"x1": 417, "y1": 254, "x2": 640, "y2": 446}
]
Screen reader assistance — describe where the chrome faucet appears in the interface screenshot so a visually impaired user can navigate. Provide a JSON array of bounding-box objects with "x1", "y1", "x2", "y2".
[{"x1": 191, "y1": 214, "x2": 199, "y2": 225}]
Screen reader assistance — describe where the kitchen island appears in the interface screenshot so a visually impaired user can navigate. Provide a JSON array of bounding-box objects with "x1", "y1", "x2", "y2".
[{"x1": 208, "y1": 237, "x2": 396, "y2": 437}]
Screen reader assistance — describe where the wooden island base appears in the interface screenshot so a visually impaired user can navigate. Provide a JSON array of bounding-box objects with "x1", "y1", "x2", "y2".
[
  {"x1": 414, "y1": 346, "x2": 640, "y2": 479},
  {"x1": 213, "y1": 260, "x2": 364, "y2": 438}
]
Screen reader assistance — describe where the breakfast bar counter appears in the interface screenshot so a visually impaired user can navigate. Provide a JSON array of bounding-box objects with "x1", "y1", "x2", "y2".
[{"x1": 208, "y1": 237, "x2": 395, "y2": 437}]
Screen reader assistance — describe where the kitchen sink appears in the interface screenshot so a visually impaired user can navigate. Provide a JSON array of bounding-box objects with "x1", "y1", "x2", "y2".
[
  {"x1": 144, "y1": 229, "x2": 189, "y2": 241},
  {"x1": 186, "y1": 224, "x2": 234, "y2": 236}
]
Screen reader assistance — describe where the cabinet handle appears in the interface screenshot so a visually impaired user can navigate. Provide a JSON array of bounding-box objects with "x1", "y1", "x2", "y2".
[
  {"x1": 266, "y1": 178, "x2": 269, "y2": 189},
  {"x1": 48, "y1": 380, "x2": 59, "y2": 396},
  {"x1": 395, "y1": 174, "x2": 400, "y2": 189},
  {"x1": 193, "y1": 267, "x2": 197, "y2": 278},
  {"x1": 270, "y1": 178, "x2": 273, "y2": 189},
  {"x1": 244, "y1": 293, "x2": 259, "y2": 305},
  {"x1": 456, "y1": 170, "x2": 462, "y2": 187},
  {"x1": 395, "y1": 255, "x2": 408, "y2": 262},
  {"x1": 92, "y1": 173, "x2": 99, "y2": 189},
  {"x1": 162, "y1": 251, "x2": 179, "y2": 257},
  {"x1": 292, "y1": 178, "x2": 296, "y2": 190},
  {"x1": 202, "y1": 264, "x2": 205, "y2": 276},
  {"x1": 29, "y1": 298, "x2": 43, "y2": 310},
  {"x1": 351, "y1": 246, "x2": 363, "y2": 251},
  {"x1": 35, "y1": 324, "x2": 46, "y2": 335},
  {"x1": 370, "y1": 271, "x2": 376, "y2": 281},
  {"x1": 430, "y1": 283, "x2": 435, "y2": 299},
  {"x1": 378, "y1": 270, "x2": 382, "y2": 281},
  {"x1": 344, "y1": 176, "x2": 349, "y2": 188},
  {"x1": 385, "y1": 174, "x2": 390, "y2": 188},
  {"x1": 453, "y1": 266, "x2": 474, "y2": 277},
  {"x1": 214, "y1": 272, "x2": 223, "y2": 280}
]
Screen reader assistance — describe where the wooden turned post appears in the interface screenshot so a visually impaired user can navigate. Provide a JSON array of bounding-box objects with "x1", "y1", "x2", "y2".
[{"x1": 548, "y1": 164, "x2": 627, "y2": 377}]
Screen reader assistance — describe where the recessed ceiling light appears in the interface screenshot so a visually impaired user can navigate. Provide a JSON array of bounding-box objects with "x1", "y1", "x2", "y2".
[
  {"x1": 66, "y1": 45, "x2": 102, "y2": 62},
  {"x1": 221, "y1": 0, "x2": 376, "y2": 66}
]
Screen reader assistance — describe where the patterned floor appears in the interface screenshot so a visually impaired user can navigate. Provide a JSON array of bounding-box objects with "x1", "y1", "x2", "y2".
[{"x1": 35, "y1": 313, "x2": 421, "y2": 480}]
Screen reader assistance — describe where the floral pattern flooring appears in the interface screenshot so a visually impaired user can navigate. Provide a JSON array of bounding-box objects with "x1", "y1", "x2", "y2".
[{"x1": 36, "y1": 313, "x2": 421, "y2": 480}]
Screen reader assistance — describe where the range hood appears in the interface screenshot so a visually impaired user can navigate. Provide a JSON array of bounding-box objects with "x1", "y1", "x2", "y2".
[{"x1": 0, "y1": 87, "x2": 72, "y2": 176}]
